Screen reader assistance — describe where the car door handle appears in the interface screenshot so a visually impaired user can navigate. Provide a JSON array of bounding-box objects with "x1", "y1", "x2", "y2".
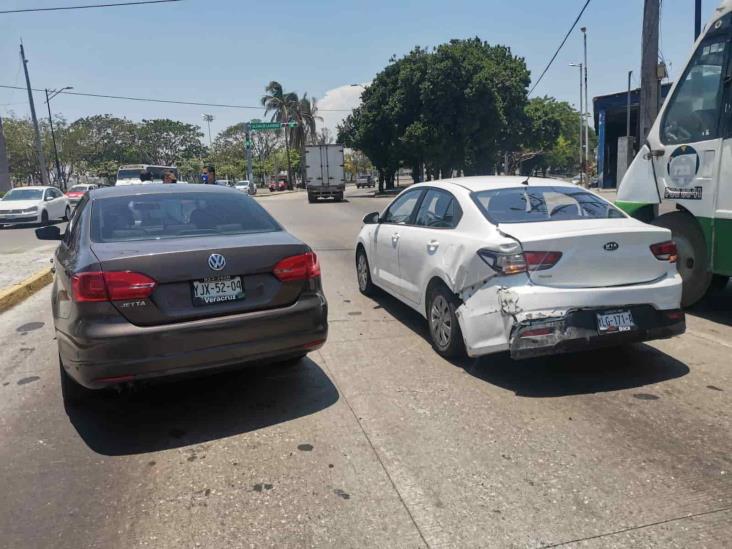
[
  {"x1": 392, "y1": 233, "x2": 400, "y2": 244},
  {"x1": 427, "y1": 240, "x2": 439, "y2": 252}
]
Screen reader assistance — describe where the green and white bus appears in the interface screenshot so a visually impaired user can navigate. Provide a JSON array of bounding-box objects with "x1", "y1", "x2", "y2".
[{"x1": 618, "y1": 0, "x2": 732, "y2": 306}]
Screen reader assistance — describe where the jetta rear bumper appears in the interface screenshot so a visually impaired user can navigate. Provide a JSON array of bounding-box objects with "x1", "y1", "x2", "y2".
[
  {"x1": 58, "y1": 293, "x2": 328, "y2": 389},
  {"x1": 509, "y1": 306, "x2": 685, "y2": 359}
]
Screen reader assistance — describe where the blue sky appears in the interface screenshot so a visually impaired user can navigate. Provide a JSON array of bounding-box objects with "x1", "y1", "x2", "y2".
[{"x1": 0, "y1": 0, "x2": 720, "y2": 138}]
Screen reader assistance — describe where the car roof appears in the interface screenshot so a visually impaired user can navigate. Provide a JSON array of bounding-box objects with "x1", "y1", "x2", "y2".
[
  {"x1": 8, "y1": 186, "x2": 53, "y2": 191},
  {"x1": 89, "y1": 183, "x2": 235, "y2": 199},
  {"x1": 412, "y1": 176, "x2": 577, "y2": 193}
]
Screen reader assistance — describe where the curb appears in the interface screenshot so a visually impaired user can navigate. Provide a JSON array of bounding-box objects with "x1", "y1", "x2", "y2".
[{"x1": 0, "y1": 267, "x2": 53, "y2": 314}]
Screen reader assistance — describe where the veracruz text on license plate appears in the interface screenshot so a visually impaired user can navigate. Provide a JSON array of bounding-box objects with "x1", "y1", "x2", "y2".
[
  {"x1": 597, "y1": 310, "x2": 635, "y2": 333},
  {"x1": 192, "y1": 276, "x2": 244, "y2": 306}
]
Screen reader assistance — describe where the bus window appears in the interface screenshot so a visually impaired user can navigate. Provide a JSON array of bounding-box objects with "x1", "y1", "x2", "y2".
[{"x1": 661, "y1": 38, "x2": 727, "y2": 145}]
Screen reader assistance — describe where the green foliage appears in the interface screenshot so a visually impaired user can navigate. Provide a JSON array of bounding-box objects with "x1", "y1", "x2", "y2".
[{"x1": 338, "y1": 38, "x2": 531, "y2": 186}]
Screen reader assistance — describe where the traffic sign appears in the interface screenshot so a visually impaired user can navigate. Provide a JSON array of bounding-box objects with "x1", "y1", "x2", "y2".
[{"x1": 249, "y1": 121, "x2": 298, "y2": 131}]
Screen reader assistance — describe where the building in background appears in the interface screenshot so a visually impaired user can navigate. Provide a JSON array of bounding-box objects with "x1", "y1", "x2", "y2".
[{"x1": 593, "y1": 83, "x2": 672, "y2": 188}]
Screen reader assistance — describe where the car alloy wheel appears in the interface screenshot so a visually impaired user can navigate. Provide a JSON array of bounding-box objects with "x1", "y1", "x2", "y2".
[
  {"x1": 429, "y1": 294, "x2": 452, "y2": 349},
  {"x1": 356, "y1": 248, "x2": 375, "y2": 296}
]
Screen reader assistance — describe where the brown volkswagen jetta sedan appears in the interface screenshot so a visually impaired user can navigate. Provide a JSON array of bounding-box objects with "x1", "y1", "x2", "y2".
[{"x1": 36, "y1": 184, "x2": 328, "y2": 405}]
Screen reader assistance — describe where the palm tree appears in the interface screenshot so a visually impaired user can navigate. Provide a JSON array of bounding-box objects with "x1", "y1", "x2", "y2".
[
  {"x1": 261, "y1": 81, "x2": 298, "y2": 188},
  {"x1": 292, "y1": 94, "x2": 323, "y2": 184}
]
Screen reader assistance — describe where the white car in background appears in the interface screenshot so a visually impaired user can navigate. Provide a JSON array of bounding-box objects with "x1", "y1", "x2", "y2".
[
  {"x1": 0, "y1": 186, "x2": 71, "y2": 227},
  {"x1": 355, "y1": 177, "x2": 685, "y2": 359},
  {"x1": 235, "y1": 180, "x2": 256, "y2": 195}
]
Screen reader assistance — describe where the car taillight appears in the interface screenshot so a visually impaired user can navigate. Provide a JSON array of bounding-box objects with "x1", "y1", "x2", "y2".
[
  {"x1": 650, "y1": 240, "x2": 678, "y2": 262},
  {"x1": 478, "y1": 250, "x2": 562, "y2": 275},
  {"x1": 71, "y1": 271, "x2": 157, "y2": 302},
  {"x1": 273, "y1": 252, "x2": 321, "y2": 281}
]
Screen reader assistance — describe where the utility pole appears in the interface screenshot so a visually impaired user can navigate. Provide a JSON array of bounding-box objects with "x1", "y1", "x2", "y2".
[
  {"x1": 695, "y1": 0, "x2": 702, "y2": 40},
  {"x1": 581, "y1": 27, "x2": 589, "y2": 186},
  {"x1": 20, "y1": 43, "x2": 50, "y2": 187},
  {"x1": 245, "y1": 123, "x2": 253, "y2": 185},
  {"x1": 0, "y1": 115, "x2": 11, "y2": 193},
  {"x1": 626, "y1": 70, "x2": 633, "y2": 138},
  {"x1": 45, "y1": 87, "x2": 72, "y2": 190},
  {"x1": 639, "y1": 0, "x2": 660, "y2": 142},
  {"x1": 570, "y1": 63, "x2": 584, "y2": 180}
]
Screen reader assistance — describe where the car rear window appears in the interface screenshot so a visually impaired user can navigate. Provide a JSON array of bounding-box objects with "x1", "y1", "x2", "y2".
[
  {"x1": 91, "y1": 191, "x2": 281, "y2": 242},
  {"x1": 473, "y1": 186, "x2": 625, "y2": 224}
]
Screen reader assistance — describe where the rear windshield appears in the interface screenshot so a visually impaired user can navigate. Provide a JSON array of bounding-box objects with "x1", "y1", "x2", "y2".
[
  {"x1": 473, "y1": 186, "x2": 625, "y2": 224},
  {"x1": 69, "y1": 185, "x2": 89, "y2": 192},
  {"x1": 91, "y1": 191, "x2": 281, "y2": 242}
]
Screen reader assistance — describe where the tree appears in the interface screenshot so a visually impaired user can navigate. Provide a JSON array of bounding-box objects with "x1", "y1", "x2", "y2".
[
  {"x1": 136, "y1": 119, "x2": 205, "y2": 166},
  {"x1": 261, "y1": 81, "x2": 299, "y2": 188}
]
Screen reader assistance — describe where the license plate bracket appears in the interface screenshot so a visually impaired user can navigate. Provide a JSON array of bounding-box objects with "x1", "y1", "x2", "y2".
[
  {"x1": 596, "y1": 309, "x2": 635, "y2": 334},
  {"x1": 192, "y1": 276, "x2": 245, "y2": 306}
]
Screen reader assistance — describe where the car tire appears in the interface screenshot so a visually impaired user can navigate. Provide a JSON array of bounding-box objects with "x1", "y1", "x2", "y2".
[
  {"x1": 40, "y1": 210, "x2": 49, "y2": 226},
  {"x1": 308, "y1": 193, "x2": 316, "y2": 203},
  {"x1": 652, "y1": 212, "x2": 711, "y2": 307},
  {"x1": 426, "y1": 283, "x2": 466, "y2": 359},
  {"x1": 59, "y1": 357, "x2": 91, "y2": 408},
  {"x1": 335, "y1": 193, "x2": 344, "y2": 202},
  {"x1": 63, "y1": 206, "x2": 71, "y2": 221},
  {"x1": 356, "y1": 247, "x2": 376, "y2": 296}
]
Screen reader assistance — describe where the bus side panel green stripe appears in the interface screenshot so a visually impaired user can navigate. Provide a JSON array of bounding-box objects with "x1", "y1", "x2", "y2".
[{"x1": 615, "y1": 201, "x2": 653, "y2": 216}]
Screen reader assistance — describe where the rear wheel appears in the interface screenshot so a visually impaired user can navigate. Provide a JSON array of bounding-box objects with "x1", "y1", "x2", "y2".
[
  {"x1": 652, "y1": 212, "x2": 711, "y2": 307},
  {"x1": 335, "y1": 193, "x2": 344, "y2": 202},
  {"x1": 40, "y1": 210, "x2": 49, "y2": 226},
  {"x1": 63, "y1": 206, "x2": 71, "y2": 221},
  {"x1": 356, "y1": 247, "x2": 375, "y2": 296},
  {"x1": 59, "y1": 357, "x2": 91, "y2": 408},
  {"x1": 308, "y1": 193, "x2": 316, "y2": 203},
  {"x1": 426, "y1": 284, "x2": 466, "y2": 359}
]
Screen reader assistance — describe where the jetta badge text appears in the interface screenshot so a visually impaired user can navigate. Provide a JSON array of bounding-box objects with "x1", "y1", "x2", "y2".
[
  {"x1": 603, "y1": 242, "x2": 619, "y2": 251},
  {"x1": 208, "y1": 253, "x2": 226, "y2": 271}
]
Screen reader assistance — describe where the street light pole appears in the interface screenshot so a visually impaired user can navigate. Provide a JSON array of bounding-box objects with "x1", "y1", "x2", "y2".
[
  {"x1": 570, "y1": 63, "x2": 584, "y2": 181},
  {"x1": 581, "y1": 27, "x2": 589, "y2": 186},
  {"x1": 45, "y1": 86, "x2": 72, "y2": 190}
]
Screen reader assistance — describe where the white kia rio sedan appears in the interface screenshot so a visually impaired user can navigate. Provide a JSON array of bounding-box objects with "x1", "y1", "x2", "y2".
[{"x1": 355, "y1": 177, "x2": 685, "y2": 359}]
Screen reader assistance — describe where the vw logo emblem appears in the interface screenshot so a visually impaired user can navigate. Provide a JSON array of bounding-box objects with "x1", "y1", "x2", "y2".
[
  {"x1": 208, "y1": 253, "x2": 226, "y2": 271},
  {"x1": 603, "y1": 241, "x2": 619, "y2": 251}
]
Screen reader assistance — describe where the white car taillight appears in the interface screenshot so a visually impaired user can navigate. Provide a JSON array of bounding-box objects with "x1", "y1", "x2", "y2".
[{"x1": 478, "y1": 250, "x2": 562, "y2": 275}]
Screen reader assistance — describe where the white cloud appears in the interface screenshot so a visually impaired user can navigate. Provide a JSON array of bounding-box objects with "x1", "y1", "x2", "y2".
[{"x1": 317, "y1": 83, "x2": 368, "y2": 136}]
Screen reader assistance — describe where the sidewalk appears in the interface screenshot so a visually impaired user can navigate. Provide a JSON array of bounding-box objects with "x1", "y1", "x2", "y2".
[{"x1": 0, "y1": 244, "x2": 56, "y2": 291}]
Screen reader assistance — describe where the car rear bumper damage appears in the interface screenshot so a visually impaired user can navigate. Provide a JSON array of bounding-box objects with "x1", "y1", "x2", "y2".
[
  {"x1": 509, "y1": 306, "x2": 685, "y2": 359},
  {"x1": 456, "y1": 273, "x2": 684, "y2": 358},
  {"x1": 58, "y1": 293, "x2": 328, "y2": 389}
]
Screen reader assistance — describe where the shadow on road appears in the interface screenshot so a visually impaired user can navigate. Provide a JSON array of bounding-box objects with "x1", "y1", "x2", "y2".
[
  {"x1": 369, "y1": 287, "x2": 689, "y2": 397},
  {"x1": 687, "y1": 280, "x2": 732, "y2": 327},
  {"x1": 67, "y1": 357, "x2": 339, "y2": 456}
]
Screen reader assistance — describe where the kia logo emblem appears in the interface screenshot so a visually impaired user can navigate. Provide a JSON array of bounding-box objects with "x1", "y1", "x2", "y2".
[
  {"x1": 603, "y1": 242, "x2": 619, "y2": 251},
  {"x1": 208, "y1": 253, "x2": 226, "y2": 271}
]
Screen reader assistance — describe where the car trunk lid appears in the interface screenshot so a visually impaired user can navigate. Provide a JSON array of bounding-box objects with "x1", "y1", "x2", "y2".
[
  {"x1": 90, "y1": 232, "x2": 311, "y2": 325},
  {"x1": 499, "y1": 218, "x2": 672, "y2": 288}
]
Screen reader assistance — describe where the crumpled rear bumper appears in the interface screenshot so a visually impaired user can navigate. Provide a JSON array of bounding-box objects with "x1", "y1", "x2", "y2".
[{"x1": 509, "y1": 306, "x2": 685, "y2": 359}]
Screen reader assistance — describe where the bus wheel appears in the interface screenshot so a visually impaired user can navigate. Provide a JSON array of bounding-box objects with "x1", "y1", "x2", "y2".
[{"x1": 652, "y1": 212, "x2": 711, "y2": 307}]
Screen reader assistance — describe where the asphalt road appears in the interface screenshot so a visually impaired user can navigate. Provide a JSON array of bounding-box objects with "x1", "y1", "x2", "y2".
[{"x1": 1, "y1": 188, "x2": 730, "y2": 548}]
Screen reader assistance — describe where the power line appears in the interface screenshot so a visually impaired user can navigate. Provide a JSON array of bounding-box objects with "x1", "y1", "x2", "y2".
[
  {"x1": 0, "y1": 84, "x2": 354, "y2": 112},
  {"x1": 529, "y1": 0, "x2": 592, "y2": 96},
  {"x1": 0, "y1": 0, "x2": 181, "y2": 14}
]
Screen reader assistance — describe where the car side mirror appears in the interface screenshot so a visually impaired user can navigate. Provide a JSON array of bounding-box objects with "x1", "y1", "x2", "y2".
[
  {"x1": 363, "y1": 212, "x2": 380, "y2": 224},
  {"x1": 45, "y1": 195, "x2": 54, "y2": 201},
  {"x1": 35, "y1": 225, "x2": 63, "y2": 241}
]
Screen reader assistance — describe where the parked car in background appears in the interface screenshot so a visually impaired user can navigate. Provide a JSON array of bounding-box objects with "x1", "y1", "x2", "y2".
[
  {"x1": 355, "y1": 176, "x2": 685, "y2": 360},
  {"x1": 269, "y1": 179, "x2": 287, "y2": 192},
  {"x1": 35, "y1": 184, "x2": 328, "y2": 406},
  {"x1": 235, "y1": 180, "x2": 257, "y2": 195},
  {"x1": 0, "y1": 186, "x2": 71, "y2": 227},
  {"x1": 356, "y1": 174, "x2": 375, "y2": 189},
  {"x1": 65, "y1": 184, "x2": 98, "y2": 206}
]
